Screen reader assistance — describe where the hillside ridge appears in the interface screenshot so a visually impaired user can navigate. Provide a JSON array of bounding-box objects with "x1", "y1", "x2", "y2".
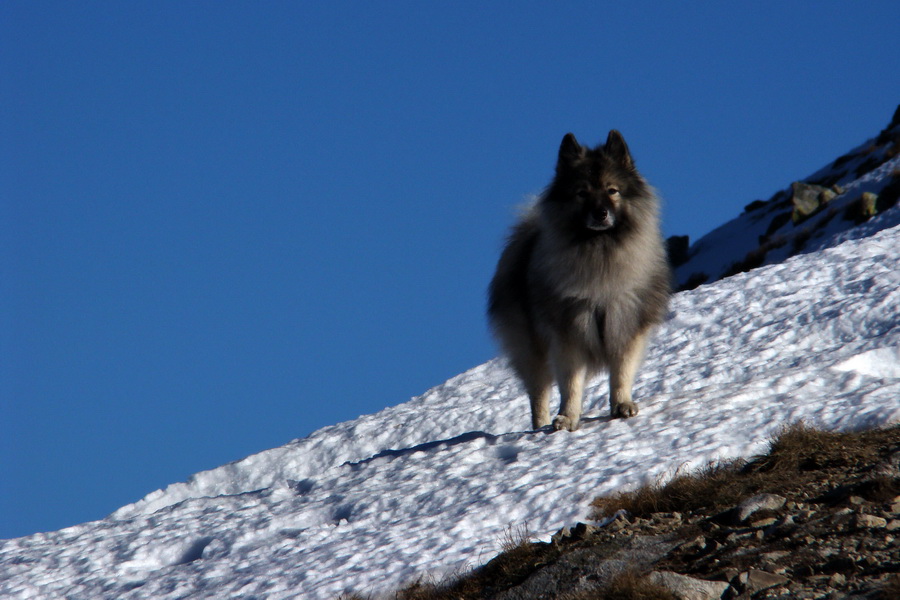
[
  {"x1": 379, "y1": 424, "x2": 900, "y2": 600},
  {"x1": 672, "y1": 104, "x2": 900, "y2": 290}
]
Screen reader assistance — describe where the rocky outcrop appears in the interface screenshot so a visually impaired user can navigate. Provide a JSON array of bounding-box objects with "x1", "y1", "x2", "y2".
[
  {"x1": 674, "y1": 104, "x2": 900, "y2": 291},
  {"x1": 790, "y1": 182, "x2": 837, "y2": 224}
]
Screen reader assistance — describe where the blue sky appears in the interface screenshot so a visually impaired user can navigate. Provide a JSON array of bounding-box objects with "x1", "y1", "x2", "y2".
[{"x1": 2, "y1": 1, "x2": 898, "y2": 539}]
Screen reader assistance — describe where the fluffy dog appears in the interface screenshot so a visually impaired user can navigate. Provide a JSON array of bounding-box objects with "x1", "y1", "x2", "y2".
[{"x1": 488, "y1": 130, "x2": 670, "y2": 431}]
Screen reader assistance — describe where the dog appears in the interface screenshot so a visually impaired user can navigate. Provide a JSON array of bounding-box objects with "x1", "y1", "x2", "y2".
[{"x1": 488, "y1": 130, "x2": 670, "y2": 431}]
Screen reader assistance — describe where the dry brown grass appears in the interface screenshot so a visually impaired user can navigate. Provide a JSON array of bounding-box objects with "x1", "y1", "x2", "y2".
[
  {"x1": 589, "y1": 459, "x2": 747, "y2": 520},
  {"x1": 755, "y1": 421, "x2": 890, "y2": 472},
  {"x1": 590, "y1": 422, "x2": 900, "y2": 521},
  {"x1": 394, "y1": 525, "x2": 559, "y2": 600}
]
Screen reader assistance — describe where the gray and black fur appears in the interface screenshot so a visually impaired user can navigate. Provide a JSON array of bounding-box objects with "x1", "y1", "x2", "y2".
[{"x1": 488, "y1": 130, "x2": 670, "y2": 431}]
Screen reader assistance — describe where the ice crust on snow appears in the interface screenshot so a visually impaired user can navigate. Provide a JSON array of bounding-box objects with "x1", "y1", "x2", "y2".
[{"x1": 2, "y1": 162, "x2": 899, "y2": 598}]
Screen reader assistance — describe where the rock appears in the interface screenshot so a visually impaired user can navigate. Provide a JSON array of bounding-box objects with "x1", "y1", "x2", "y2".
[
  {"x1": 571, "y1": 522, "x2": 599, "y2": 539},
  {"x1": 833, "y1": 507, "x2": 855, "y2": 529},
  {"x1": 791, "y1": 182, "x2": 828, "y2": 223},
  {"x1": 651, "y1": 512, "x2": 683, "y2": 523},
  {"x1": 606, "y1": 515, "x2": 628, "y2": 532},
  {"x1": 678, "y1": 536, "x2": 707, "y2": 554},
  {"x1": 744, "y1": 199, "x2": 768, "y2": 213},
  {"x1": 735, "y1": 493, "x2": 787, "y2": 524},
  {"x1": 719, "y1": 568, "x2": 740, "y2": 584},
  {"x1": 592, "y1": 509, "x2": 631, "y2": 532},
  {"x1": 550, "y1": 526, "x2": 571, "y2": 545},
  {"x1": 859, "y1": 554, "x2": 879, "y2": 569},
  {"x1": 667, "y1": 235, "x2": 690, "y2": 268},
  {"x1": 890, "y1": 497, "x2": 900, "y2": 514},
  {"x1": 854, "y1": 514, "x2": 887, "y2": 529},
  {"x1": 765, "y1": 514, "x2": 797, "y2": 538},
  {"x1": 794, "y1": 564, "x2": 816, "y2": 578},
  {"x1": 822, "y1": 556, "x2": 856, "y2": 574},
  {"x1": 648, "y1": 571, "x2": 731, "y2": 600},
  {"x1": 845, "y1": 191, "x2": 884, "y2": 223},
  {"x1": 861, "y1": 192, "x2": 878, "y2": 218},
  {"x1": 749, "y1": 517, "x2": 777, "y2": 528},
  {"x1": 597, "y1": 509, "x2": 631, "y2": 529},
  {"x1": 760, "y1": 550, "x2": 790, "y2": 563},
  {"x1": 738, "y1": 569, "x2": 789, "y2": 593},
  {"x1": 725, "y1": 531, "x2": 755, "y2": 544},
  {"x1": 552, "y1": 522, "x2": 601, "y2": 545},
  {"x1": 889, "y1": 103, "x2": 900, "y2": 130}
]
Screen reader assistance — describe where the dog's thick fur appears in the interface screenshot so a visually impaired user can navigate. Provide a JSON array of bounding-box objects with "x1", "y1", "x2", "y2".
[{"x1": 488, "y1": 130, "x2": 670, "y2": 431}]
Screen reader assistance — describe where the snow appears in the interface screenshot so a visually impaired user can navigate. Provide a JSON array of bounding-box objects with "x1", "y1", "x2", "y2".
[
  {"x1": 2, "y1": 171, "x2": 899, "y2": 599},
  {"x1": 833, "y1": 346, "x2": 900, "y2": 379}
]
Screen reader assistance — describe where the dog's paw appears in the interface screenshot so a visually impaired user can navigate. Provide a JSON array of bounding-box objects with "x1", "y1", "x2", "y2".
[
  {"x1": 552, "y1": 415, "x2": 579, "y2": 432},
  {"x1": 611, "y1": 401, "x2": 639, "y2": 418}
]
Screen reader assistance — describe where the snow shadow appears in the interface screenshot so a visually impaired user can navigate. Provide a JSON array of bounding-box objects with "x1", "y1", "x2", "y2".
[
  {"x1": 343, "y1": 423, "x2": 577, "y2": 469},
  {"x1": 345, "y1": 431, "x2": 502, "y2": 468}
]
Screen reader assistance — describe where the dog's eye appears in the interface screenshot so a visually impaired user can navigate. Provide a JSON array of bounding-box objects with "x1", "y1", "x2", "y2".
[{"x1": 607, "y1": 187, "x2": 620, "y2": 196}]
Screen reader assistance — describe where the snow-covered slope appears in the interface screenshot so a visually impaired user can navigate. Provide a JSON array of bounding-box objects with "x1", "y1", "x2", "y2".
[
  {"x1": 2, "y1": 218, "x2": 899, "y2": 599},
  {"x1": 3, "y1": 114, "x2": 900, "y2": 598}
]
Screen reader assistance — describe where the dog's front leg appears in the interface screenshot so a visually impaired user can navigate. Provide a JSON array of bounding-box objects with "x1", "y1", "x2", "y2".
[
  {"x1": 529, "y1": 386, "x2": 551, "y2": 430},
  {"x1": 551, "y1": 348, "x2": 587, "y2": 431},
  {"x1": 609, "y1": 329, "x2": 650, "y2": 418}
]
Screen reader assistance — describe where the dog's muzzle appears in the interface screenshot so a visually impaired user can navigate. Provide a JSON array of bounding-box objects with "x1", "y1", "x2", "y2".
[{"x1": 587, "y1": 207, "x2": 615, "y2": 231}]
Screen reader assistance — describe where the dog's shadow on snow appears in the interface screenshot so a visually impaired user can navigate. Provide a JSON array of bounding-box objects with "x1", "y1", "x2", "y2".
[
  {"x1": 344, "y1": 431, "x2": 502, "y2": 468},
  {"x1": 344, "y1": 415, "x2": 616, "y2": 468}
]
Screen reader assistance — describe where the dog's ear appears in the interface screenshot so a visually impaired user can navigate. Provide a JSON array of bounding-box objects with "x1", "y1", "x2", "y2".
[
  {"x1": 605, "y1": 130, "x2": 634, "y2": 169},
  {"x1": 557, "y1": 133, "x2": 584, "y2": 171}
]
